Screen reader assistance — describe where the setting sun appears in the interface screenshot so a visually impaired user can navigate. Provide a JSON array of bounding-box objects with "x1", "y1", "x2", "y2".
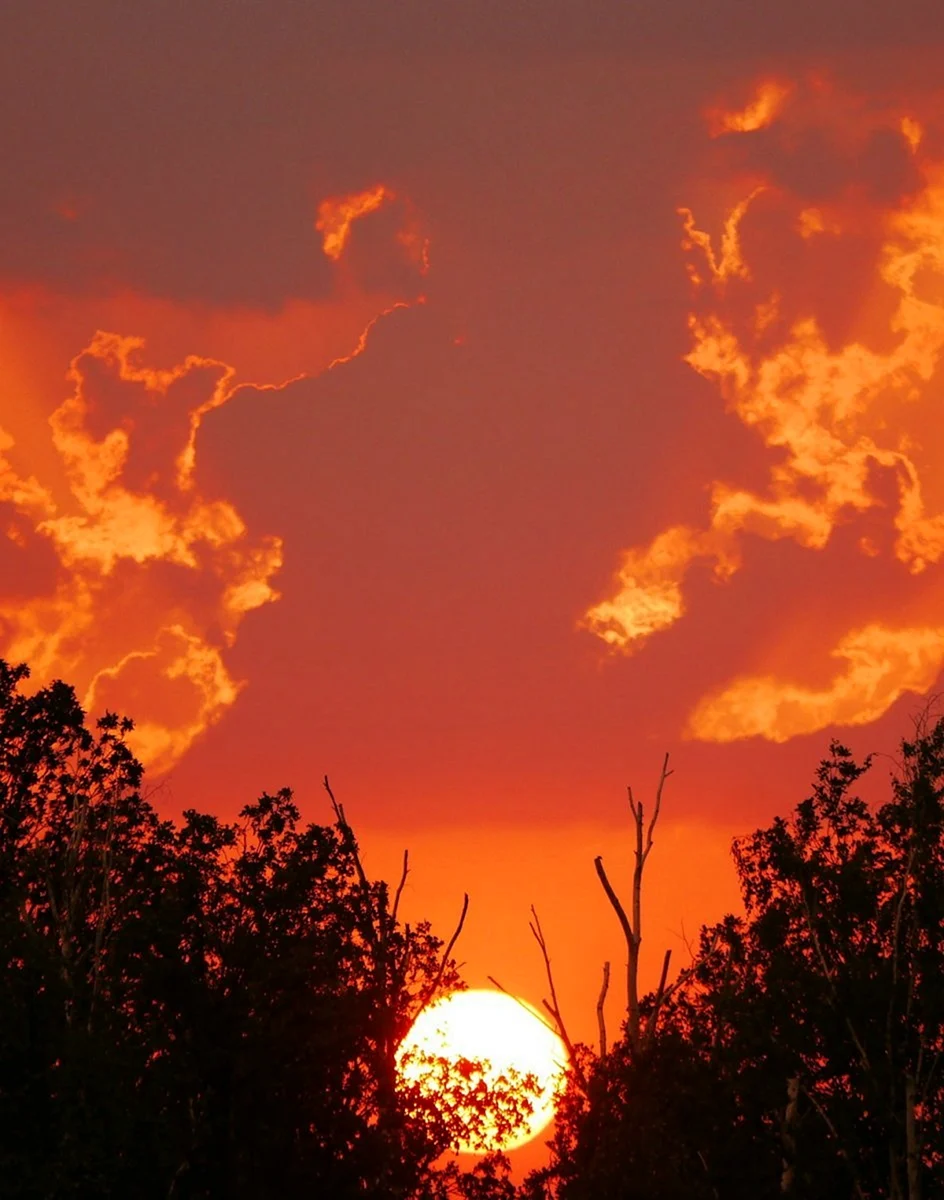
[
  {"x1": 396, "y1": 989, "x2": 568, "y2": 1153},
  {"x1": 4, "y1": 9, "x2": 944, "y2": 1193}
]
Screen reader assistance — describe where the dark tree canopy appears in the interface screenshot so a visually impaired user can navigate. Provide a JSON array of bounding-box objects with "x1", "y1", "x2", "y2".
[
  {"x1": 5, "y1": 654, "x2": 944, "y2": 1200},
  {"x1": 0, "y1": 660, "x2": 528, "y2": 1200},
  {"x1": 535, "y1": 724, "x2": 944, "y2": 1200}
]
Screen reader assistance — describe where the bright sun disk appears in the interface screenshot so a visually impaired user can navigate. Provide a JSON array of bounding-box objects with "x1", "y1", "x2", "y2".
[{"x1": 396, "y1": 988, "x2": 568, "y2": 1153}]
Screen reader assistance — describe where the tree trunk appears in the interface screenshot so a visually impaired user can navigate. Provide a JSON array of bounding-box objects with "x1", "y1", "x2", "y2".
[
  {"x1": 780, "y1": 1075, "x2": 798, "y2": 1194},
  {"x1": 905, "y1": 1072, "x2": 921, "y2": 1200}
]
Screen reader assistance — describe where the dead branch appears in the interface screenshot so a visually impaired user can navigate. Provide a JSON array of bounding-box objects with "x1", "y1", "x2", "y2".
[
  {"x1": 487, "y1": 975, "x2": 561, "y2": 1038},
  {"x1": 644, "y1": 752, "x2": 672, "y2": 864},
  {"x1": 529, "y1": 906, "x2": 580, "y2": 1069},
  {"x1": 597, "y1": 961, "x2": 611, "y2": 1057},
  {"x1": 392, "y1": 849, "x2": 409, "y2": 924},
  {"x1": 423, "y1": 892, "x2": 469, "y2": 1006},
  {"x1": 323, "y1": 775, "x2": 372, "y2": 893},
  {"x1": 594, "y1": 856, "x2": 634, "y2": 948},
  {"x1": 594, "y1": 752, "x2": 672, "y2": 1050},
  {"x1": 323, "y1": 775, "x2": 381, "y2": 951}
]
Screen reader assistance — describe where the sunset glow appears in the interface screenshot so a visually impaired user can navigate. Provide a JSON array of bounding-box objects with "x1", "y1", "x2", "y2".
[
  {"x1": 3, "y1": 17, "x2": 944, "y2": 1185},
  {"x1": 396, "y1": 990, "x2": 567, "y2": 1153},
  {"x1": 0, "y1": 188, "x2": 426, "y2": 771},
  {"x1": 585, "y1": 78, "x2": 944, "y2": 743}
]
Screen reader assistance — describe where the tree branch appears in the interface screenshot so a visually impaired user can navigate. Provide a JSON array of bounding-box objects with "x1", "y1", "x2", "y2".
[
  {"x1": 643, "y1": 752, "x2": 672, "y2": 864},
  {"x1": 486, "y1": 975, "x2": 561, "y2": 1039},
  {"x1": 597, "y1": 961, "x2": 610, "y2": 1057},
  {"x1": 594, "y1": 856, "x2": 634, "y2": 948},
  {"x1": 529, "y1": 906, "x2": 579, "y2": 1070},
  {"x1": 423, "y1": 892, "x2": 469, "y2": 1007},
  {"x1": 391, "y1": 849, "x2": 409, "y2": 925}
]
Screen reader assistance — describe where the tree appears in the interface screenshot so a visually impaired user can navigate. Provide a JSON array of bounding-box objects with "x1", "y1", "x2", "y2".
[
  {"x1": 0, "y1": 659, "x2": 529, "y2": 1199},
  {"x1": 535, "y1": 723, "x2": 944, "y2": 1200},
  {"x1": 710, "y1": 726, "x2": 944, "y2": 1198},
  {"x1": 522, "y1": 756, "x2": 720, "y2": 1200}
]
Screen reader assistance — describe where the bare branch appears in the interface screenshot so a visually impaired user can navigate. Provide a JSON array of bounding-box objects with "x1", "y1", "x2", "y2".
[
  {"x1": 594, "y1": 856, "x2": 634, "y2": 948},
  {"x1": 595, "y1": 851, "x2": 640, "y2": 1043},
  {"x1": 597, "y1": 754, "x2": 673, "y2": 1050},
  {"x1": 529, "y1": 907, "x2": 579, "y2": 1069},
  {"x1": 323, "y1": 775, "x2": 372, "y2": 890},
  {"x1": 597, "y1": 961, "x2": 610, "y2": 1057},
  {"x1": 486, "y1": 975, "x2": 562, "y2": 1039},
  {"x1": 642, "y1": 752, "x2": 672, "y2": 865},
  {"x1": 423, "y1": 892, "x2": 469, "y2": 1006},
  {"x1": 323, "y1": 776, "x2": 379, "y2": 949},
  {"x1": 392, "y1": 849, "x2": 409, "y2": 925}
]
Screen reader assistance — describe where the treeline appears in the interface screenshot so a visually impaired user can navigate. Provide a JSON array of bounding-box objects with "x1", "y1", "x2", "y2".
[
  {"x1": 1, "y1": 658, "x2": 943, "y2": 1199},
  {"x1": 531, "y1": 729, "x2": 944, "y2": 1200}
]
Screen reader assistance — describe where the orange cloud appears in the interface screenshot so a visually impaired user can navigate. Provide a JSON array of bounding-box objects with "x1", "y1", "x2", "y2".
[
  {"x1": 0, "y1": 331, "x2": 284, "y2": 768},
  {"x1": 901, "y1": 116, "x2": 924, "y2": 153},
  {"x1": 585, "y1": 81, "x2": 944, "y2": 742},
  {"x1": 316, "y1": 184, "x2": 395, "y2": 261},
  {"x1": 316, "y1": 185, "x2": 430, "y2": 275},
  {"x1": 687, "y1": 624, "x2": 944, "y2": 743},
  {"x1": 678, "y1": 189, "x2": 763, "y2": 287},
  {"x1": 583, "y1": 526, "x2": 737, "y2": 652},
  {"x1": 706, "y1": 79, "x2": 792, "y2": 137},
  {"x1": 0, "y1": 185, "x2": 429, "y2": 772}
]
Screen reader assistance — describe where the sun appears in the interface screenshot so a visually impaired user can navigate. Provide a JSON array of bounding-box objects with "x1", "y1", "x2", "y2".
[{"x1": 395, "y1": 988, "x2": 568, "y2": 1153}]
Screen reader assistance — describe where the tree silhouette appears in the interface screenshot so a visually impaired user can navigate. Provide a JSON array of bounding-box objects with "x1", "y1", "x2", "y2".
[
  {"x1": 0, "y1": 660, "x2": 533, "y2": 1199},
  {"x1": 8, "y1": 652, "x2": 944, "y2": 1199},
  {"x1": 534, "y1": 722, "x2": 944, "y2": 1200}
]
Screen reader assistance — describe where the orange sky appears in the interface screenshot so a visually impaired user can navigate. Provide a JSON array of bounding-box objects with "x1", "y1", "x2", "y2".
[{"x1": 3, "y1": 8, "x2": 944, "y2": 1157}]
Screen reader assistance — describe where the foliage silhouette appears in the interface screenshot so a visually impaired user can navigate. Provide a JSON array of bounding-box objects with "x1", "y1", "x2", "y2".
[
  {"x1": 0, "y1": 660, "x2": 533, "y2": 1199},
  {"x1": 533, "y1": 723, "x2": 944, "y2": 1200},
  {"x1": 7, "y1": 652, "x2": 944, "y2": 1200}
]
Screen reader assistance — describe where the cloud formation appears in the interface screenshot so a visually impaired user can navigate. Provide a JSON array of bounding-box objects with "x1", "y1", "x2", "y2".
[
  {"x1": 0, "y1": 188, "x2": 427, "y2": 771},
  {"x1": 584, "y1": 78, "x2": 944, "y2": 742}
]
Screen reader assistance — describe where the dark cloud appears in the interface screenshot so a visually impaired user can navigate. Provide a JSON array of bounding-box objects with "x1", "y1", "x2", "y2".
[
  {"x1": 0, "y1": 0, "x2": 939, "y2": 304},
  {"x1": 722, "y1": 121, "x2": 920, "y2": 206},
  {"x1": 0, "y1": 515, "x2": 61, "y2": 600}
]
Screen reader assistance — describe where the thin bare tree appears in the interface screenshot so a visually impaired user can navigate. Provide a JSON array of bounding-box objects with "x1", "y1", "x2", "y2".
[{"x1": 594, "y1": 752, "x2": 672, "y2": 1051}]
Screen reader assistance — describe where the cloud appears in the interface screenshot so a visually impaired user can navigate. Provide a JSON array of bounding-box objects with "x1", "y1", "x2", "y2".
[
  {"x1": 584, "y1": 78, "x2": 944, "y2": 741},
  {"x1": 706, "y1": 80, "x2": 792, "y2": 137},
  {"x1": 317, "y1": 185, "x2": 396, "y2": 261},
  {"x1": 0, "y1": 187, "x2": 428, "y2": 772},
  {"x1": 687, "y1": 624, "x2": 944, "y2": 742}
]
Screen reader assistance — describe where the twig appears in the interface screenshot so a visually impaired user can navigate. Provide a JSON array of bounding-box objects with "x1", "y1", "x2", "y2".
[
  {"x1": 323, "y1": 775, "x2": 379, "y2": 948},
  {"x1": 392, "y1": 849, "x2": 409, "y2": 924},
  {"x1": 529, "y1": 906, "x2": 580, "y2": 1069},
  {"x1": 643, "y1": 753, "x2": 672, "y2": 865},
  {"x1": 423, "y1": 893, "x2": 469, "y2": 1005},
  {"x1": 323, "y1": 775, "x2": 372, "y2": 893},
  {"x1": 487, "y1": 975, "x2": 561, "y2": 1038}
]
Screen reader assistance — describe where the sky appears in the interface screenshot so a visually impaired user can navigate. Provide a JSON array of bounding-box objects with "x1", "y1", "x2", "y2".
[{"x1": 3, "y1": 0, "x2": 944, "y2": 1112}]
